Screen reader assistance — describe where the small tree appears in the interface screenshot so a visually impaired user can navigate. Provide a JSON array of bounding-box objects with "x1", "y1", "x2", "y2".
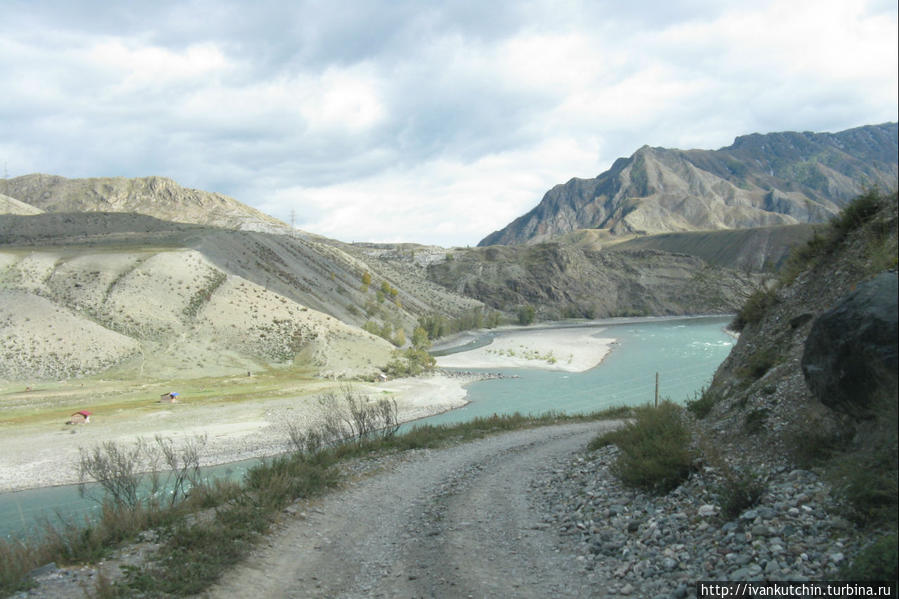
[
  {"x1": 517, "y1": 305, "x2": 536, "y2": 325},
  {"x1": 412, "y1": 326, "x2": 430, "y2": 349}
]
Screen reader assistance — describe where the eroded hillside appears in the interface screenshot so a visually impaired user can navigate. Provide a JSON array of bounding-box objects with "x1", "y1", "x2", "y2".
[
  {"x1": 0, "y1": 213, "x2": 482, "y2": 381},
  {"x1": 428, "y1": 242, "x2": 759, "y2": 320}
]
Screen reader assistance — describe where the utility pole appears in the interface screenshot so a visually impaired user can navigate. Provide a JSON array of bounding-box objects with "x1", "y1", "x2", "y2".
[
  {"x1": 290, "y1": 208, "x2": 296, "y2": 237},
  {"x1": 654, "y1": 372, "x2": 659, "y2": 407}
]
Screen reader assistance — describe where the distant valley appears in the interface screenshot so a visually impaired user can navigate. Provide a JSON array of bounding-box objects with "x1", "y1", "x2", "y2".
[{"x1": 1, "y1": 122, "x2": 895, "y2": 382}]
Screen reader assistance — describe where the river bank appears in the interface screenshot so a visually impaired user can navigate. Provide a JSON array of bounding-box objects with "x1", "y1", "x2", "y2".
[{"x1": 0, "y1": 373, "x2": 469, "y2": 494}]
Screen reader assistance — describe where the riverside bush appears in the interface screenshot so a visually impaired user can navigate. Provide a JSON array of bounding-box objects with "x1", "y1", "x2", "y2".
[
  {"x1": 685, "y1": 386, "x2": 721, "y2": 419},
  {"x1": 600, "y1": 401, "x2": 693, "y2": 494}
]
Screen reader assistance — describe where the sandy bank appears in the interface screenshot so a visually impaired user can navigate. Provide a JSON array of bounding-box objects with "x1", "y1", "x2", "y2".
[
  {"x1": 435, "y1": 326, "x2": 616, "y2": 373},
  {"x1": 0, "y1": 374, "x2": 469, "y2": 493}
]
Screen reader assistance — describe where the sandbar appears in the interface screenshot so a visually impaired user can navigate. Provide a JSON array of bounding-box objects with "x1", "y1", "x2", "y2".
[{"x1": 435, "y1": 326, "x2": 616, "y2": 373}]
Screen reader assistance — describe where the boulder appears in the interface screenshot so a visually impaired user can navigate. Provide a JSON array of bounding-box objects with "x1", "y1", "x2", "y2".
[{"x1": 802, "y1": 271, "x2": 898, "y2": 415}]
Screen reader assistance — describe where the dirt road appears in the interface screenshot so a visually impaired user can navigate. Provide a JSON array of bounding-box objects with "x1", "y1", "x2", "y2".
[{"x1": 208, "y1": 421, "x2": 621, "y2": 598}]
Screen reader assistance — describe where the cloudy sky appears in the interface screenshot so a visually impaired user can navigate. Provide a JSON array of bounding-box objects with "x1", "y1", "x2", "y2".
[{"x1": 1, "y1": 0, "x2": 896, "y2": 246}]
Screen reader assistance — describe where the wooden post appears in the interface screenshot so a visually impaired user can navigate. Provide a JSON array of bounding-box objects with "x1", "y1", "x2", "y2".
[{"x1": 654, "y1": 372, "x2": 659, "y2": 407}]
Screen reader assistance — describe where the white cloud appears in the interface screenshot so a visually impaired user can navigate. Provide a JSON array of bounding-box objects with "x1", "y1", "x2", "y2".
[{"x1": 1, "y1": 0, "x2": 896, "y2": 246}]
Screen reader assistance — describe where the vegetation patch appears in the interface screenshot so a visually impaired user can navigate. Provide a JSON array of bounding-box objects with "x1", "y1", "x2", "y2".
[
  {"x1": 840, "y1": 533, "x2": 898, "y2": 583},
  {"x1": 742, "y1": 408, "x2": 769, "y2": 435},
  {"x1": 778, "y1": 189, "x2": 897, "y2": 285},
  {"x1": 685, "y1": 386, "x2": 721, "y2": 419},
  {"x1": 737, "y1": 347, "x2": 778, "y2": 381},
  {"x1": 595, "y1": 401, "x2": 693, "y2": 494},
  {"x1": 730, "y1": 286, "x2": 778, "y2": 331},
  {"x1": 715, "y1": 469, "x2": 765, "y2": 520}
]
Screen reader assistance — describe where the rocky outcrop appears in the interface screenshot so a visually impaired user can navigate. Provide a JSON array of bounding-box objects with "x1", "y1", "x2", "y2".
[
  {"x1": 696, "y1": 190, "x2": 898, "y2": 464},
  {"x1": 480, "y1": 123, "x2": 898, "y2": 246},
  {"x1": 801, "y1": 272, "x2": 899, "y2": 415}
]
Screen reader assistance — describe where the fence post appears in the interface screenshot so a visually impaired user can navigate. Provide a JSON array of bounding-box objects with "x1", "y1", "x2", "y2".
[{"x1": 654, "y1": 372, "x2": 659, "y2": 407}]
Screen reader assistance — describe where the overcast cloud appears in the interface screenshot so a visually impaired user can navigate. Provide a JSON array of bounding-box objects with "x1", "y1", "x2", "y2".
[{"x1": 1, "y1": 0, "x2": 896, "y2": 246}]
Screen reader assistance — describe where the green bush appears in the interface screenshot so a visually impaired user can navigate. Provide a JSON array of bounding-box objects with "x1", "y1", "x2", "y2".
[
  {"x1": 716, "y1": 469, "x2": 764, "y2": 520},
  {"x1": 743, "y1": 408, "x2": 769, "y2": 435},
  {"x1": 385, "y1": 348, "x2": 436, "y2": 377},
  {"x1": 831, "y1": 188, "x2": 884, "y2": 239},
  {"x1": 840, "y1": 534, "x2": 898, "y2": 583},
  {"x1": 686, "y1": 386, "x2": 720, "y2": 419},
  {"x1": 738, "y1": 348, "x2": 778, "y2": 381},
  {"x1": 517, "y1": 305, "x2": 536, "y2": 325},
  {"x1": 731, "y1": 287, "x2": 778, "y2": 332},
  {"x1": 603, "y1": 401, "x2": 693, "y2": 494}
]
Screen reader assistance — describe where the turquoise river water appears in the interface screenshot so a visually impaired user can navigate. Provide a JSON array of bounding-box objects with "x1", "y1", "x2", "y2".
[{"x1": 0, "y1": 315, "x2": 733, "y2": 540}]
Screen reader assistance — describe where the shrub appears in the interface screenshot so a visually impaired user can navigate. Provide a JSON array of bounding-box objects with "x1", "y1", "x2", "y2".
[
  {"x1": 840, "y1": 534, "x2": 898, "y2": 582},
  {"x1": 685, "y1": 386, "x2": 720, "y2": 419},
  {"x1": 517, "y1": 305, "x2": 536, "y2": 325},
  {"x1": 738, "y1": 348, "x2": 777, "y2": 381},
  {"x1": 831, "y1": 188, "x2": 884, "y2": 239},
  {"x1": 731, "y1": 287, "x2": 778, "y2": 332},
  {"x1": 385, "y1": 348, "x2": 436, "y2": 377},
  {"x1": 603, "y1": 401, "x2": 693, "y2": 494},
  {"x1": 743, "y1": 408, "x2": 769, "y2": 435},
  {"x1": 716, "y1": 469, "x2": 764, "y2": 520}
]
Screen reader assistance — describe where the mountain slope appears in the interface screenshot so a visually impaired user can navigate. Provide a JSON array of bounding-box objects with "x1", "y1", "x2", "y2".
[
  {"x1": 695, "y1": 189, "x2": 898, "y2": 471},
  {"x1": 0, "y1": 174, "x2": 289, "y2": 233},
  {"x1": 480, "y1": 123, "x2": 898, "y2": 246},
  {"x1": 427, "y1": 242, "x2": 758, "y2": 320},
  {"x1": 0, "y1": 193, "x2": 42, "y2": 215},
  {"x1": 603, "y1": 224, "x2": 818, "y2": 272},
  {"x1": 0, "y1": 213, "x2": 481, "y2": 381}
]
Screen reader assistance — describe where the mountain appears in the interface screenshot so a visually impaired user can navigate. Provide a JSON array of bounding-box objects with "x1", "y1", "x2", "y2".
[
  {"x1": 603, "y1": 224, "x2": 819, "y2": 272},
  {"x1": 0, "y1": 212, "x2": 481, "y2": 381},
  {"x1": 0, "y1": 193, "x2": 42, "y2": 215},
  {"x1": 427, "y1": 242, "x2": 758, "y2": 320},
  {"x1": 479, "y1": 123, "x2": 898, "y2": 246},
  {"x1": 0, "y1": 174, "x2": 289, "y2": 233}
]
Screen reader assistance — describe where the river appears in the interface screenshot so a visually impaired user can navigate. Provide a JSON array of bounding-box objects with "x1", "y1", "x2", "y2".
[{"x1": 0, "y1": 315, "x2": 734, "y2": 540}]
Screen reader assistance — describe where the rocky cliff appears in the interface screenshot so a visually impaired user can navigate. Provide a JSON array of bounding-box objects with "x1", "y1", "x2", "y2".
[{"x1": 480, "y1": 123, "x2": 898, "y2": 246}]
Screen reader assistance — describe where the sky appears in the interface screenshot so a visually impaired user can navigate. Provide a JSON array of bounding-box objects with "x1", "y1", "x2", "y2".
[{"x1": 1, "y1": 0, "x2": 897, "y2": 247}]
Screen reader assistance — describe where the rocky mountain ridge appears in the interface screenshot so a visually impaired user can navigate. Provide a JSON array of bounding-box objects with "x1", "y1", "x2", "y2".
[
  {"x1": 0, "y1": 174, "x2": 290, "y2": 234},
  {"x1": 480, "y1": 123, "x2": 898, "y2": 246}
]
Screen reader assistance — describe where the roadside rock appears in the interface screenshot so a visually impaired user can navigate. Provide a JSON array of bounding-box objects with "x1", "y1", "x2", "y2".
[{"x1": 802, "y1": 271, "x2": 899, "y2": 415}]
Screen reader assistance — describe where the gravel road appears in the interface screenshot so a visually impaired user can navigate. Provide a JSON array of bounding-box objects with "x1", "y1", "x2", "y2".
[{"x1": 207, "y1": 421, "x2": 622, "y2": 598}]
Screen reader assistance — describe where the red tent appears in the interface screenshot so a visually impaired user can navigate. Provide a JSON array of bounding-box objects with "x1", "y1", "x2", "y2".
[{"x1": 67, "y1": 410, "x2": 92, "y2": 424}]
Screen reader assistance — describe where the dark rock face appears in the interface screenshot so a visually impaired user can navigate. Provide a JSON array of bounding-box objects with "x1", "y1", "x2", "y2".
[{"x1": 802, "y1": 271, "x2": 899, "y2": 415}]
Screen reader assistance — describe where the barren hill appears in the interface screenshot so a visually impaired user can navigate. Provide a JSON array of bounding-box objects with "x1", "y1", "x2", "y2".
[
  {"x1": 0, "y1": 213, "x2": 482, "y2": 381},
  {"x1": 0, "y1": 193, "x2": 42, "y2": 215},
  {"x1": 0, "y1": 174, "x2": 289, "y2": 233},
  {"x1": 480, "y1": 123, "x2": 898, "y2": 246}
]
